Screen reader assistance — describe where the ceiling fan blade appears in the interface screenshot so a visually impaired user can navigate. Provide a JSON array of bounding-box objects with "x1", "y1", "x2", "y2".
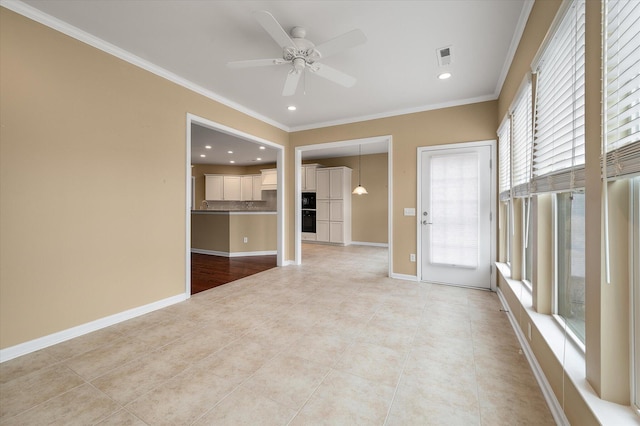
[
  {"x1": 227, "y1": 58, "x2": 287, "y2": 69},
  {"x1": 282, "y1": 70, "x2": 302, "y2": 96},
  {"x1": 309, "y1": 63, "x2": 357, "y2": 88},
  {"x1": 253, "y1": 10, "x2": 296, "y2": 50},
  {"x1": 314, "y1": 29, "x2": 367, "y2": 59}
]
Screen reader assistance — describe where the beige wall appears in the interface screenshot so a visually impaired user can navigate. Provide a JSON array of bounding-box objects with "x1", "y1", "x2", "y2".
[
  {"x1": 191, "y1": 213, "x2": 230, "y2": 252},
  {"x1": 307, "y1": 154, "x2": 388, "y2": 244},
  {"x1": 229, "y1": 215, "x2": 277, "y2": 252},
  {"x1": 191, "y1": 213, "x2": 277, "y2": 253},
  {"x1": 291, "y1": 102, "x2": 498, "y2": 274},
  {"x1": 0, "y1": 9, "x2": 288, "y2": 349}
]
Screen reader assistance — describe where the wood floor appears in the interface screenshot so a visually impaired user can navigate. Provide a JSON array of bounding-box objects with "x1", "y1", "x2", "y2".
[{"x1": 190, "y1": 253, "x2": 277, "y2": 295}]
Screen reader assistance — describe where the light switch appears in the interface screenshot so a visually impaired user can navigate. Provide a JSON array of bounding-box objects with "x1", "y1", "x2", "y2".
[{"x1": 404, "y1": 208, "x2": 416, "y2": 216}]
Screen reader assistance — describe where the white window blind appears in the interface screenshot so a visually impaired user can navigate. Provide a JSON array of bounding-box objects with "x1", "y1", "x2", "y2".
[
  {"x1": 604, "y1": 0, "x2": 640, "y2": 179},
  {"x1": 532, "y1": 0, "x2": 585, "y2": 193},
  {"x1": 498, "y1": 116, "x2": 511, "y2": 200},
  {"x1": 430, "y1": 152, "x2": 479, "y2": 268},
  {"x1": 512, "y1": 80, "x2": 533, "y2": 197}
]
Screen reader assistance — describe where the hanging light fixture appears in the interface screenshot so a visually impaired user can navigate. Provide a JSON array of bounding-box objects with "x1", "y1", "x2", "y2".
[{"x1": 352, "y1": 144, "x2": 368, "y2": 195}]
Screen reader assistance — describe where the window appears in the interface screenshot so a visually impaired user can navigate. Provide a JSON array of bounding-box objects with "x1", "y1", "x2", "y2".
[
  {"x1": 555, "y1": 192, "x2": 586, "y2": 343},
  {"x1": 498, "y1": 116, "x2": 512, "y2": 265},
  {"x1": 523, "y1": 197, "x2": 533, "y2": 284},
  {"x1": 504, "y1": 200, "x2": 512, "y2": 265},
  {"x1": 532, "y1": 0, "x2": 585, "y2": 193},
  {"x1": 603, "y1": 0, "x2": 640, "y2": 179}
]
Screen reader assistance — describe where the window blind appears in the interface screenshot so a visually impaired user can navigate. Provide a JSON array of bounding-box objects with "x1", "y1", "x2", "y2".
[
  {"x1": 604, "y1": 0, "x2": 640, "y2": 179},
  {"x1": 498, "y1": 116, "x2": 511, "y2": 201},
  {"x1": 532, "y1": 0, "x2": 585, "y2": 193},
  {"x1": 512, "y1": 80, "x2": 533, "y2": 197}
]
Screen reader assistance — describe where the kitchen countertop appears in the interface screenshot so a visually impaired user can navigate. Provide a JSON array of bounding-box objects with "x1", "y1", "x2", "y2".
[{"x1": 191, "y1": 210, "x2": 276, "y2": 214}]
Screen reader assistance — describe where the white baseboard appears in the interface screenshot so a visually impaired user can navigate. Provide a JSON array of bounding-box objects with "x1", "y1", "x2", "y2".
[
  {"x1": 0, "y1": 293, "x2": 187, "y2": 363},
  {"x1": 350, "y1": 241, "x2": 389, "y2": 248},
  {"x1": 496, "y1": 288, "x2": 569, "y2": 426},
  {"x1": 191, "y1": 249, "x2": 277, "y2": 257},
  {"x1": 389, "y1": 273, "x2": 418, "y2": 281}
]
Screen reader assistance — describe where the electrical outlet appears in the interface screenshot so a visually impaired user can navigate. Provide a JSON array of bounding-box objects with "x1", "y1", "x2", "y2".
[
  {"x1": 528, "y1": 323, "x2": 532, "y2": 341},
  {"x1": 243, "y1": 237, "x2": 248, "y2": 243},
  {"x1": 410, "y1": 254, "x2": 416, "y2": 262}
]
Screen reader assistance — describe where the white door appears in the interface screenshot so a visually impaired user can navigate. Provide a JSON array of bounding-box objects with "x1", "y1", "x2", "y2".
[{"x1": 420, "y1": 144, "x2": 492, "y2": 289}]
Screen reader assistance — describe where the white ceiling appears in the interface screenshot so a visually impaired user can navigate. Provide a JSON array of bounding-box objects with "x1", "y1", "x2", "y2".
[{"x1": 11, "y1": 0, "x2": 531, "y2": 164}]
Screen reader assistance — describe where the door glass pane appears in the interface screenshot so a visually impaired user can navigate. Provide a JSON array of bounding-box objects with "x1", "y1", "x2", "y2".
[
  {"x1": 430, "y1": 153, "x2": 479, "y2": 268},
  {"x1": 556, "y1": 192, "x2": 586, "y2": 342}
]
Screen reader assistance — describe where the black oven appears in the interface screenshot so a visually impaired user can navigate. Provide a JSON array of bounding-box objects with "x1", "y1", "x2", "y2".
[
  {"x1": 302, "y1": 192, "x2": 316, "y2": 210},
  {"x1": 302, "y1": 210, "x2": 316, "y2": 233}
]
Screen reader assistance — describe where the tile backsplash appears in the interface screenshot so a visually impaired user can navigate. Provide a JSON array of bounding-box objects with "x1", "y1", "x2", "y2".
[{"x1": 201, "y1": 190, "x2": 277, "y2": 211}]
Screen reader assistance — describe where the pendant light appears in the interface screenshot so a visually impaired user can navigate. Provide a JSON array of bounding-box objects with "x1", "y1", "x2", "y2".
[{"x1": 352, "y1": 144, "x2": 368, "y2": 195}]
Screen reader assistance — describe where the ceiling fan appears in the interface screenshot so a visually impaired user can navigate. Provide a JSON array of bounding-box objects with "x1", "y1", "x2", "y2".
[{"x1": 227, "y1": 11, "x2": 367, "y2": 96}]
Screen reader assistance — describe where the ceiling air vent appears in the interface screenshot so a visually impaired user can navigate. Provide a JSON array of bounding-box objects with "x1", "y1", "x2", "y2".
[{"x1": 436, "y1": 46, "x2": 452, "y2": 66}]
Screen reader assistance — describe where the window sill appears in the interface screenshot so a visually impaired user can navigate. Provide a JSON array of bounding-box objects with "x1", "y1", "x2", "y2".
[{"x1": 495, "y1": 263, "x2": 638, "y2": 425}]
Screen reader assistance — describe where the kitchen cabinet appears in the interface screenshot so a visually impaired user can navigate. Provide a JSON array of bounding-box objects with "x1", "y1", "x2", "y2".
[
  {"x1": 301, "y1": 164, "x2": 320, "y2": 191},
  {"x1": 261, "y1": 169, "x2": 277, "y2": 190},
  {"x1": 223, "y1": 176, "x2": 241, "y2": 201},
  {"x1": 315, "y1": 166, "x2": 351, "y2": 245},
  {"x1": 205, "y1": 175, "x2": 223, "y2": 200},
  {"x1": 205, "y1": 174, "x2": 262, "y2": 201},
  {"x1": 252, "y1": 175, "x2": 262, "y2": 200},
  {"x1": 241, "y1": 176, "x2": 253, "y2": 201}
]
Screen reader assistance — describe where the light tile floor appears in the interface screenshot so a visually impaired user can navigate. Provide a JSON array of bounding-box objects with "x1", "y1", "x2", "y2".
[{"x1": 0, "y1": 244, "x2": 555, "y2": 425}]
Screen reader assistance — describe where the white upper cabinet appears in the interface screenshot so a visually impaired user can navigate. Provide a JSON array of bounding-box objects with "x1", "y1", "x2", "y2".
[
  {"x1": 205, "y1": 175, "x2": 223, "y2": 200},
  {"x1": 316, "y1": 169, "x2": 330, "y2": 199},
  {"x1": 205, "y1": 174, "x2": 263, "y2": 201},
  {"x1": 301, "y1": 164, "x2": 320, "y2": 191},
  {"x1": 241, "y1": 175, "x2": 253, "y2": 201},
  {"x1": 223, "y1": 176, "x2": 241, "y2": 200},
  {"x1": 261, "y1": 169, "x2": 277, "y2": 190},
  {"x1": 252, "y1": 175, "x2": 262, "y2": 200}
]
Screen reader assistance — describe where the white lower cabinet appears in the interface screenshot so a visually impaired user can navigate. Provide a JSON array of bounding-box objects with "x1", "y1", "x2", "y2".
[
  {"x1": 315, "y1": 221, "x2": 330, "y2": 242},
  {"x1": 329, "y1": 222, "x2": 344, "y2": 244}
]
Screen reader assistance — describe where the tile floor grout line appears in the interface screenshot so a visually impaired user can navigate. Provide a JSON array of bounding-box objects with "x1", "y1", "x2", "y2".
[
  {"x1": 0, "y1": 365, "x2": 90, "y2": 424},
  {"x1": 381, "y1": 288, "x2": 430, "y2": 426}
]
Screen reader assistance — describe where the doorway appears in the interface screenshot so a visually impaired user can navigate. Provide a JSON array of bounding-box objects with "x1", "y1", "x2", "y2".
[
  {"x1": 294, "y1": 136, "x2": 393, "y2": 277},
  {"x1": 185, "y1": 113, "x2": 285, "y2": 297},
  {"x1": 417, "y1": 141, "x2": 496, "y2": 290}
]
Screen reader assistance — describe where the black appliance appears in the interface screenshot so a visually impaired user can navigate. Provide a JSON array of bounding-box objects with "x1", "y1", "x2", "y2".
[
  {"x1": 302, "y1": 210, "x2": 316, "y2": 233},
  {"x1": 302, "y1": 192, "x2": 316, "y2": 210}
]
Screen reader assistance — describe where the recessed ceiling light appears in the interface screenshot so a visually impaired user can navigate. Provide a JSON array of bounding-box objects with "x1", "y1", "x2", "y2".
[
  {"x1": 200, "y1": 154, "x2": 206, "y2": 158},
  {"x1": 288, "y1": 105, "x2": 297, "y2": 111},
  {"x1": 259, "y1": 146, "x2": 266, "y2": 150},
  {"x1": 205, "y1": 145, "x2": 212, "y2": 149},
  {"x1": 230, "y1": 160, "x2": 235, "y2": 164},
  {"x1": 256, "y1": 158, "x2": 262, "y2": 161},
  {"x1": 227, "y1": 150, "x2": 233, "y2": 154},
  {"x1": 438, "y1": 72, "x2": 452, "y2": 80}
]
